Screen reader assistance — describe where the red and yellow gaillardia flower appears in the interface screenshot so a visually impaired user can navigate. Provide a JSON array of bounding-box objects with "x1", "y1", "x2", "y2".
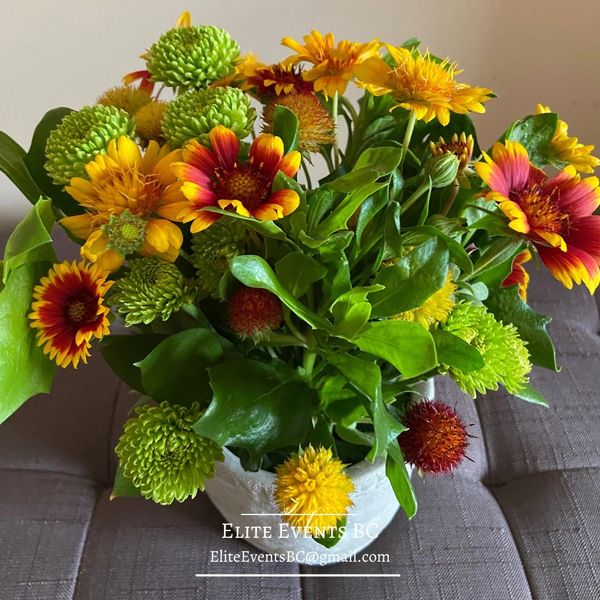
[
  {"x1": 60, "y1": 136, "x2": 185, "y2": 272},
  {"x1": 475, "y1": 140, "x2": 600, "y2": 293},
  {"x1": 169, "y1": 125, "x2": 301, "y2": 232},
  {"x1": 29, "y1": 261, "x2": 113, "y2": 368},
  {"x1": 244, "y1": 62, "x2": 313, "y2": 99},
  {"x1": 536, "y1": 104, "x2": 600, "y2": 174},
  {"x1": 502, "y1": 249, "x2": 532, "y2": 302},
  {"x1": 281, "y1": 30, "x2": 380, "y2": 97},
  {"x1": 354, "y1": 45, "x2": 492, "y2": 126}
]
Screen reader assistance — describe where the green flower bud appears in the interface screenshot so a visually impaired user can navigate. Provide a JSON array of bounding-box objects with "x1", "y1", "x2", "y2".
[
  {"x1": 162, "y1": 87, "x2": 255, "y2": 147},
  {"x1": 191, "y1": 220, "x2": 245, "y2": 298},
  {"x1": 423, "y1": 153, "x2": 460, "y2": 188},
  {"x1": 443, "y1": 303, "x2": 532, "y2": 397},
  {"x1": 45, "y1": 105, "x2": 135, "y2": 185},
  {"x1": 115, "y1": 401, "x2": 223, "y2": 505},
  {"x1": 146, "y1": 25, "x2": 239, "y2": 91},
  {"x1": 112, "y1": 257, "x2": 192, "y2": 326}
]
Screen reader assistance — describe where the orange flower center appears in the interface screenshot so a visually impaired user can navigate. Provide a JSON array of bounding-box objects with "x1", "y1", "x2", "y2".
[
  {"x1": 65, "y1": 295, "x2": 98, "y2": 325},
  {"x1": 513, "y1": 185, "x2": 570, "y2": 237},
  {"x1": 215, "y1": 166, "x2": 271, "y2": 210}
]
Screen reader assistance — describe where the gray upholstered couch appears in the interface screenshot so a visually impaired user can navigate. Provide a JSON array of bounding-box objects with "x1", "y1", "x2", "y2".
[{"x1": 1, "y1": 225, "x2": 599, "y2": 600}]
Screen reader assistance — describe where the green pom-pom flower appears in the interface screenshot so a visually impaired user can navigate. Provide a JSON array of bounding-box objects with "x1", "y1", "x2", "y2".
[
  {"x1": 191, "y1": 221, "x2": 246, "y2": 298},
  {"x1": 443, "y1": 303, "x2": 532, "y2": 397},
  {"x1": 112, "y1": 257, "x2": 192, "y2": 326},
  {"x1": 162, "y1": 87, "x2": 255, "y2": 147},
  {"x1": 115, "y1": 402, "x2": 223, "y2": 505},
  {"x1": 145, "y1": 25, "x2": 239, "y2": 91},
  {"x1": 45, "y1": 105, "x2": 135, "y2": 185}
]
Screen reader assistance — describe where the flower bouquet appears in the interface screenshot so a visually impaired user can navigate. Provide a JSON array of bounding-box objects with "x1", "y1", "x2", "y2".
[{"x1": 1, "y1": 11, "x2": 599, "y2": 556}]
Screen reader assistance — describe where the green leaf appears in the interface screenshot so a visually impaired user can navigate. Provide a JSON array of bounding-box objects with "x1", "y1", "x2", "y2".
[
  {"x1": 137, "y1": 329, "x2": 224, "y2": 406},
  {"x1": 505, "y1": 112, "x2": 558, "y2": 168},
  {"x1": 271, "y1": 105, "x2": 299, "y2": 152},
  {"x1": 306, "y1": 186, "x2": 340, "y2": 232},
  {"x1": 275, "y1": 251, "x2": 327, "y2": 297},
  {"x1": 0, "y1": 131, "x2": 43, "y2": 204},
  {"x1": 313, "y1": 516, "x2": 347, "y2": 548},
  {"x1": 330, "y1": 146, "x2": 402, "y2": 193},
  {"x1": 23, "y1": 107, "x2": 82, "y2": 216},
  {"x1": 194, "y1": 358, "x2": 316, "y2": 465},
  {"x1": 330, "y1": 285, "x2": 383, "y2": 339},
  {"x1": 514, "y1": 382, "x2": 549, "y2": 407},
  {"x1": 431, "y1": 329, "x2": 484, "y2": 372},
  {"x1": 111, "y1": 463, "x2": 142, "y2": 499},
  {"x1": 408, "y1": 224, "x2": 473, "y2": 274},
  {"x1": 354, "y1": 320, "x2": 437, "y2": 379},
  {"x1": 230, "y1": 255, "x2": 331, "y2": 330},
  {"x1": 0, "y1": 263, "x2": 56, "y2": 424},
  {"x1": 100, "y1": 334, "x2": 166, "y2": 393},
  {"x1": 2, "y1": 199, "x2": 55, "y2": 283},
  {"x1": 322, "y1": 351, "x2": 381, "y2": 401},
  {"x1": 484, "y1": 285, "x2": 558, "y2": 371},
  {"x1": 370, "y1": 237, "x2": 449, "y2": 317},
  {"x1": 471, "y1": 237, "x2": 522, "y2": 279},
  {"x1": 386, "y1": 445, "x2": 417, "y2": 519},
  {"x1": 315, "y1": 182, "x2": 387, "y2": 237}
]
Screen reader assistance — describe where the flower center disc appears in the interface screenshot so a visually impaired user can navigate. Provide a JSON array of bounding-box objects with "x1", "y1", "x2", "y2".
[
  {"x1": 513, "y1": 186, "x2": 569, "y2": 237},
  {"x1": 216, "y1": 167, "x2": 270, "y2": 210},
  {"x1": 66, "y1": 295, "x2": 97, "y2": 324}
]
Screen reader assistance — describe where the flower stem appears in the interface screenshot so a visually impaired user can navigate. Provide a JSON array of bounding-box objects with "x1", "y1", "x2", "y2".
[
  {"x1": 302, "y1": 349, "x2": 316, "y2": 377},
  {"x1": 402, "y1": 179, "x2": 430, "y2": 213},
  {"x1": 442, "y1": 180, "x2": 460, "y2": 216},
  {"x1": 301, "y1": 160, "x2": 313, "y2": 190},
  {"x1": 332, "y1": 91, "x2": 340, "y2": 170},
  {"x1": 399, "y1": 110, "x2": 417, "y2": 171}
]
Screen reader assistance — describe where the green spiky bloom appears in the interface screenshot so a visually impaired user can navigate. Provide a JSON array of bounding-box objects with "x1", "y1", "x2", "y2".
[
  {"x1": 443, "y1": 303, "x2": 531, "y2": 398},
  {"x1": 45, "y1": 105, "x2": 134, "y2": 185},
  {"x1": 191, "y1": 221, "x2": 245, "y2": 298},
  {"x1": 104, "y1": 210, "x2": 147, "y2": 256},
  {"x1": 115, "y1": 402, "x2": 223, "y2": 505},
  {"x1": 145, "y1": 25, "x2": 239, "y2": 91},
  {"x1": 112, "y1": 257, "x2": 192, "y2": 326},
  {"x1": 97, "y1": 85, "x2": 152, "y2": 117},
  {"x1": 162, "y1": 87, "x2": 255, "y2": 147}
]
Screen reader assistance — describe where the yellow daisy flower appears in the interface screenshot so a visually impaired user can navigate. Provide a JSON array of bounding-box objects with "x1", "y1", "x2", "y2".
[
  {"x1": 354, "y1": 45, "x2": 493, "y2": 126},
  {"x1": 60, "y1": 136, "x2": 185, "y2": 272},
  {"x1": 274, "y1": 445, "x2": 354, "y2": 535},
  {"x1": 393, "y1": 274, "x2": 457, "y2": 329},
  {"x1": 536, "y1": 104, "x2": 600, "y2": 174},
  {"x1": 281, "y1": 30, "x2": 380, "y2": 97}
]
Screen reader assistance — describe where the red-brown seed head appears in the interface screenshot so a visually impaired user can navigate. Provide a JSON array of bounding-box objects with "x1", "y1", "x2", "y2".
[
  {"x1": 228, "y1": 286, "x2": 283, "y2": 339},
  {"x1": 399, "y1": 400, "x2": 469, "y2": 474}
]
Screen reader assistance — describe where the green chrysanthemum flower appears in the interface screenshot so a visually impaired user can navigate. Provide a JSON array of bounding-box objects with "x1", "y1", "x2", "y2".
[
  {"x1": 112, "y1": 257, "x2": 192, "y2": 326},
  {"x1": 162, "y1": 87, "x2": 255, "y2": 147},
  {"x1": 145, "y1": 25, "x2": 239, "y2": 91},
  {"x1": 104, "y1": 210, "x2": 147, "y2": 256},
  {"x1": 443, "y1": 303, "x2": 531, "y2": 398},
  {"x1": 115, "y1": 401, "x2": 223, "y2": 505},
  {"x1": 45, "y1": 105, "x2": 135, "y2": 185},
  {"x1": 191, "y1": 221, "x2": 246, "y2": 298}
]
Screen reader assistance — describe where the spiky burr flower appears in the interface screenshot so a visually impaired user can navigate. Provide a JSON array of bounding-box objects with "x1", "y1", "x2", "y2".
[
  {"x1": 263, "y1": 92, "x2": 335, "y2": 153},
  {"x1": 191, "y1": 220, "x2": 245, "y2": 298},
  {"x1": 97, "y1": 85, "x2": 152, "y2": 117},
  {"x1": 145, "y1": 25, "x2": 240, "y2": 91},
  {"x1": 274, "y1": 445, "x2": 354, "y2": 536},
  {"x1": 162, "y1": 87, "x2": 255, "y2": 147},
  {"x1": 228, "y1": 286, "x2": 283, "y2": 340},
  {"x1": 399, "y1": 400, "x2": 469, "y2": 474},
  {"x1": 134, "y1": 100, "x2": 168, "y2": 145},
  {"x1": 45, "y1": 105, "x2": 134, "y2": 185},
  {"x1": 115, "y1": 401, "x2": 223, "y2": 505},
  {"x1": 443, "y1": 303, "x2": 532, "y2": 397},
  {"x1": 111, "y1": 257, "x2": 192, "y2": 326}
]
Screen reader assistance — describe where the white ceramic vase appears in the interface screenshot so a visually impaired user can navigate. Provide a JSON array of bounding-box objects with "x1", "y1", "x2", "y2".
[{"x1": 204, "y1": 379, "x2": 434, "y2": 565}]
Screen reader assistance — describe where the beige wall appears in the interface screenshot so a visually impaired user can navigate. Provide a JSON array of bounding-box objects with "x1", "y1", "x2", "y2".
[{"x1": 1, "y1": 0, "x2": 599, "y2": 218}]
